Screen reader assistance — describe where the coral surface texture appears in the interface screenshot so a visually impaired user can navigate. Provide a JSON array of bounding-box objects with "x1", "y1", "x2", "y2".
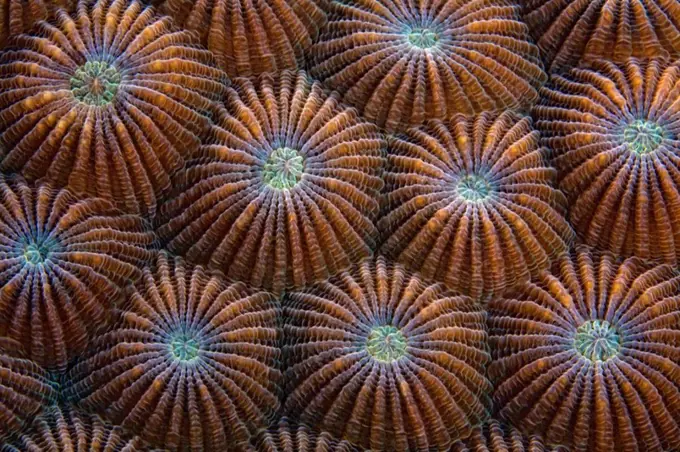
[{"x1": 1, "y1": 0, "x2": 680, "y2": 451}]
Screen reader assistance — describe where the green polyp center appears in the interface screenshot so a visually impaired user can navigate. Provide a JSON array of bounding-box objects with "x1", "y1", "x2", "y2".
[
  {"x1": 623, "y1": 120, "x2": 665, "y2": 155},
  {"x1": 70, "y1": 60, "x2": 121, "y2": 106},
  {"x1": 457, "y1": 174, "x2": 492, "y2": 202},
  {"x1": 169, "y1": 333, "x2": 201, "y2": 362},
  {"x1": 407, "y1": 28, "x2": 439, "y2": 48},
  {"x1": 23, "y1": 242, "x2": 51, "y2": 265},
  {"x1": 366, "y1": 325, "x2": 408, "y2": 363},
  {"x1": 574, "y1": 320, "x2": 621, "y2": 362},
  {"x1": 262, "y1": 147, "x2": 305, "y2": 189}
]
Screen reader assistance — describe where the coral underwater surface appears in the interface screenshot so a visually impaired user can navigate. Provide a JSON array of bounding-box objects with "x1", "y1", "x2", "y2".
[
  {"x1": 380, "y1": 111, "x2": 574, "y2": 300},
  {"x1": 0, "y1": 337, "x2": 56, "y2": 436},
  {"x1": 448, "y1": 419, "x2": 569, "y2": 452},
  {"x1": 251, "y1": 417, "x2": 359, "y2": 451},
  {"x1": 282, "y1": 256, "x2": 492, "y2": 451},
  {"x1": 157, "y1": 70, "x2": 384, "y2": 294},
  {"x1": 2, "y1": 0, "x2": 680, "y2": 451},
  {"x1": 64, "y1": 252, "x2": 281, "y2": 451},
  {"x1": 0, "y1": 175, "x2": 155, "y2": 370},
  {"x1": 0, "y1": 0, "x2": 227, "y2": 216},
  {"x1": 489, "y1": 247, "x2": 680, "y2": 452},
  {"x1": 1, "y1": 405, "x2": 149, "y2": 451},
  {"x1": 309, "y1": 0, "x2": 546, "y2": 132},
  {"x1": 535, "y1": 58, "x2": 680, "y2": 266},
  {"x1": 158, "y1": 0, "x2": 327, "y2": 78},
  {"x1": 0, "y1": 0, "x2": 75, "y2": 48},
  {"x1": 523, "y1": 0, "x2": 680, "y2": 73}
]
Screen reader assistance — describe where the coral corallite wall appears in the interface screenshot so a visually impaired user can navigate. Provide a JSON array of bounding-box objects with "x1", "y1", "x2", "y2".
[{"x1": 0, "y1": 0, "x2": 679, "y2": 451}]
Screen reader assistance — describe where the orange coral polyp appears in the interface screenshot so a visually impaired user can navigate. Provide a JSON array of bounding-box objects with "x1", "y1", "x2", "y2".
[
  {"x1": 0, "y1": 0, "x2": 228, "y2": 216},
  {"x1": 167, "y1": 331, "x2": 201, "y2": 362},
  {"x1": 489, "y1": 247, "x2": 680, "y2": 452},
  {"x1": 406, "y1": 27, "x2": 440, "y2": 49},
  {"x1": 622, "y1": 119, "x2": 667, "y2": 155},
  {"x1": 0, "y1": 176, "x2": 155, "y2": 370},
  {"x1": 64, "y1": 252, "x2": 281, "y2": 451},
  {"x1": 4, "y1": 1, "x2": 680, "y2": 451},
  {"x1": 282, "y1": 256, "x2": 492, "y2": 451},
  {"x1": 157, "y1": 70, "x2": 385, "y2": 294},
  {"x1": 523, "y1": 0, "x2": 680, "y2": 72},
  {"x1": 21, "y1": 240, "x2": 56, "y2": 266},
  {"x1": 456, "y1": 173, "x2": 494, "y2": 202},
  {"x1": 574, "y1": 319, "x2": 621, "y2": 362},
  {"x1": 309, "y1": 0, "x2": 546, "y2": 132},
  {"x1": 70, "y1": 60, "x2": 122, "y2": 106},
  {"x1": 380, "y1": 111, "x2": 574, "y2": 299},
  {"x1": 534, "y1": 59, "x2": 680, "y2": 265}
]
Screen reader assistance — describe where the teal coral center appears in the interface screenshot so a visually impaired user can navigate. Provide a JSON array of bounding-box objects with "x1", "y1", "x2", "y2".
[
  {"x1": 407, "y1": 27, "x2": 440, "y2": 49},
  {"x1": 169, "y1": 332, "x2": 201, "y2": 362},
  {"x1": 70, "y1": 60, "x2": 122, "y2": 106},
  {"x1": 366, "y1": 325, "x2": 408, "y2": 363},
  {"x1": 623, "y1": 120, "x2": 665, "y2": 155},
  {"x1": 574, "y1": 319, "x2": 621, "y2": 362},
  {"x1": 263, "y1": 147, "x2": 305, "y2": 189},
  {"x1": 22, "y1": 239, "x2": 57, "y2": 266},
  {"x1": 457, "y1": 173, "x2": 493, "y2": 202}
]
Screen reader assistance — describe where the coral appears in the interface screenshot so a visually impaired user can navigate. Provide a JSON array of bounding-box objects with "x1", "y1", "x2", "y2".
[
  {"x1": 64, "y1": 252, "x2": 281, "y2": 452},
  {"x1": 0, "y1": 176, "x2": 154, "y2": 370},
  {"x1": 0, "y1": 0, "x2": 228, "y2": 216},
  {"x1": 157, "y1": 70, "x2": 385, "y2": 294},
  {"x1": 522, "y1": 0, "x2": 680, "y2": 73},
  {"x1": 448, "y1": 419, "x2": 569, "y2": 452},
  {"x1": 534, "y1": 58, "x2": 680, "y2": 265},
  {"x1": 488, "y1": 246, "x2": 680, "y2": 452},
  {"x1": 158, "y1": 0, "x2": 327, "y2": 78},
  {"x1": 380, "y1": 111, "x2": 574, "y2": 300},
  {"x1": 309, "y1": 0, "x2": 546, "y2": 132},
  {"x1": 252, "y1": 418, "x2": 359, "y2": 452},
  {"x1": 0, "y1": 337, "x2": 56, "y2": 436},
  {"x1": 1, "y1": 405, "x2": 149, "y2": 451},
  {"x1": 0, "y1": 0, "x2": 74, "y2": 49},
  {"x1": 282, "y1": 256, "x2": 491, "y2": 451}
]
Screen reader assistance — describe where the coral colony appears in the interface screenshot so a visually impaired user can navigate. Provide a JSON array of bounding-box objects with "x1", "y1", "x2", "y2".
[{"x1": 0, "y1": 0, "x2": 679, "y2": 451}]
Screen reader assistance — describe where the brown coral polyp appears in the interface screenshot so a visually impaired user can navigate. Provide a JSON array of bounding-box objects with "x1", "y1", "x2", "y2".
[
  {"x1": 522, "y1": 0, "x2": 680, "y2": 73},
  {"x1": 1, "y1": 406, "x2": 149, "y2": 451},
  {"x1": 64, "y1": 252, "x2": 281, "y2": 451},
  {"x1": 380, "y1": 111, "x2": 574, "y2": 299},
  {"x1": 449, "y1": 419, "x2": 569, "y2": 452},
  {"x1": 309, "y1": 0, "x2": 546, "y2": 132},
  {"x1": 489, "y1": 247, "x2": 680, "y2": 452},
  {"x1": 252, "y1": 418, "x2": 359, "y2": 452},
  {"x1": 156, "y1": 70, "x2": 385, "y2": 294},
  {"x1": 69, "y1": 60, "x2": 122, "y2": 106},
  {"x1": 282, "y1": 256, "x2": 492, "y2": 451},
  {"x1": 159, "y1": 0, "x2": 327, "y2": 78},
  {"x1": 406, "y1": 26, "x2": 440, "y2": 49},
  {"x1": 0, "y1": 337, "x2": 56, "y2": 435},
  {"x1": 534, "y1": 58, "x2": 680, "y2": 265},
  {"x1": 0, "y1": 0, "x2": 74, "y2": 48},
  {"x1": 0, "y1": 176, "x2": 155, "y2": 370},
  {"x1": 0, "y1": 0, "x2": 228, "y2": 216}
]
